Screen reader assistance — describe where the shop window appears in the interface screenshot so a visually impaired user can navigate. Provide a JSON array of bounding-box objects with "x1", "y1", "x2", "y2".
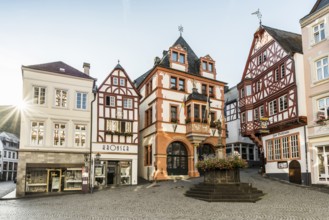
[
  {"x1": 266, "y1": 133, "x2": 300, "y2": 162},
  {"x1": 25, "y1": 169, "x2": 47, "y2": 193}
]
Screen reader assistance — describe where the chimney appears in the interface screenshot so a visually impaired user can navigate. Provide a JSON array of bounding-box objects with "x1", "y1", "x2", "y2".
[{"x1": 83, "y1": 62, "x2": 90, "y2": 75}]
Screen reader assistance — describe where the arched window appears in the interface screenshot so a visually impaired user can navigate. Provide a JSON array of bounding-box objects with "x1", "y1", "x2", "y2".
[{"x1": 167, "y1": 142, "x2": 188, "y2": 175}]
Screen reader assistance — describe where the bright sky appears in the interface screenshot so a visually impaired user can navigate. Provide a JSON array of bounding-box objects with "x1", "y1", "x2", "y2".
[{"x1": 0, "y1": 0, "x2": 315, "y2": 106}]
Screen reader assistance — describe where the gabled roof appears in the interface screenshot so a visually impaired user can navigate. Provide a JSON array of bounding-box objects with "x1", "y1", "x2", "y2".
[
  {"x1": 224, "y1": 86, "x2": 238, "y2": 104},
  {"x1": 134, "y1": 36, "x2": 203, "y2": 88},
  {"x1": 301, "y1": 0, "x2": 329, "y2": 22},
  {"x1": 262, "y1": 25, "x2": 303, "y2": 54},
  {"x1": 23, "y1": 61, "x2": 94, "y2": 80}
]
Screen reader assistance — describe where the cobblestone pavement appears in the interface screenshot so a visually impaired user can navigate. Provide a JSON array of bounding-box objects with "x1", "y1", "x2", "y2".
[
  {"x1": 0, "y1": 181, "x2": 16, "y2": 198},
  {"x1": 1, "y1": 169, "x2": 329, "y2": 220}
]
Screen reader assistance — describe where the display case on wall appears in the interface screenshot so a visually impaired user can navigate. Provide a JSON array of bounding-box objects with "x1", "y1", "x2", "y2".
[
  {"x1": 64, "y1": 168, "x2": 82, "y2": 191},
  {"x1": 26, "y1": 169, "x2": 47, "y2": 193},
  {"x1": 94, "y1": 162, "x2": 106, "y2": 187}
]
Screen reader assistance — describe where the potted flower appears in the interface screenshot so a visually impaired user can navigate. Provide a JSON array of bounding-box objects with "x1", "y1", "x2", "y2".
[{"x1": 196, "y1": 155, "x2": 247, "y2": 184}]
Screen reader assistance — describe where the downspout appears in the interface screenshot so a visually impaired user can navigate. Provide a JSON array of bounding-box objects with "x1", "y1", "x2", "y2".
[{"x1": 89, "y1": 81, "x2": 97, "y2": 193}]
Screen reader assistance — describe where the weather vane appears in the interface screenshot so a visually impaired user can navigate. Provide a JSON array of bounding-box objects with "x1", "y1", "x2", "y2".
[
  {"x1": 251, "y1": 9, "x2": 262, "y2": 26},
  {"x1": 178, "y1": 25, "x2": 183, "y2": 36}
]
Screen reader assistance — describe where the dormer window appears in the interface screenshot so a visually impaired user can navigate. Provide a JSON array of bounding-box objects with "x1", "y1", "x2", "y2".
[
  {"x1": 171, "y1": 51, "x2": 186, "y2": 64},
  {"x1": 202, "y1": 61, "x2": 207, "y2": 70},
  {"x1": 201, "y1": 60, "x2": 214, "y2": 72},
  {"x1": 209, "y1": 63, "x2": 213, "y2": 72}
]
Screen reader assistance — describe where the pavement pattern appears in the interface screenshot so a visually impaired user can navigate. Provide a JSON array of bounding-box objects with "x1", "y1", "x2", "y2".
[
  {"x1": 0, "y1": 169, "x2": 329, "y2": 220},
  {"x1": 0, "y1": 181, "x2": 16, "y2": 198}
]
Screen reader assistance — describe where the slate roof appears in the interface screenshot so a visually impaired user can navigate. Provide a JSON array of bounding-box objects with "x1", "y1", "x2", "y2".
[
  {"x1": 23, "y1": 61, "x2": 94, "y2": 80},
  {"x1": 262, "y1": 25, "x2": 303, "y2": 54},
  {"x1": 0, "y1": 131, "x2": 19, "y2": 143},
  {"x1": 134, "y1": 36, "x2": 203, "y2": 88},
  {"x1": 186, "y1": 88, "x2": 208, "y2": 102},
  {"x1": 224, "y1": 86, "x2": 238, "y2": 104},
  {"x1": 310, "y1": 0, "x2": 329, "y2": 15},
  {"x1": 114, "y1": 63, "x2": 124, "y2": 70}
]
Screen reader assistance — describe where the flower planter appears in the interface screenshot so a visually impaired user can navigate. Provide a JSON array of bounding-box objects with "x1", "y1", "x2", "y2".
[{"x1": 204, "y1": 169, "x2": 240, "y2": 184}]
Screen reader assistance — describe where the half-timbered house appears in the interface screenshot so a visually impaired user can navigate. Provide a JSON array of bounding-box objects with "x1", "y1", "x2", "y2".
[
  {"x1": 91, "y1": 63, "x2": 140, "y2": 188},
  {"x1": 300, "y1": 0, "x2": 329, "y2": 185},
  {"x1": 225, "y1": 86, "x2": 260, "y2": 166},
  {"x1": 238, "y1": 25, "x2": 309, "y2": 184},
  {"x1": 135, "y1": 35, "x2": 226, "y2": 181}
]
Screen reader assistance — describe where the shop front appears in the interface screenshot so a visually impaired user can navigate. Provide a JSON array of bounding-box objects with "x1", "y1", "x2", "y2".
[
  {"x1": 25, "y1": 163, "x2": 85, "y2": 194},
  {"x1": 92, "y1": 143, "x2": 138, "y2": 189}
]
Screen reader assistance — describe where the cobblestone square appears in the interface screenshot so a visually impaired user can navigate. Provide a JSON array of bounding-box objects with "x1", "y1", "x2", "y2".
[{"x1": 1, "y1": 169, "x2": 329, "y2": 220}]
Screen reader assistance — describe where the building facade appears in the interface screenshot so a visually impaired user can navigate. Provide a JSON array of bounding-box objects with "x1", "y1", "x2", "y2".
[
  {"x1": 91, "y1": 64, "x2": 140, "y2": 188},
  {"x1": 238, "y1": 25, "x2": 309, "y2": 184},
  {"x1": 224, "y1": 86, "x2": 260, "y2": 167},
  {"x1": 17, "y1": 61, "x2": 95, "y2": 197},
  {"x1": 135, "y1": 36, "x2": 226, "y2": 181},
  {"x1": 0, "y1": 132, "x2": 19, "y2": 181},
  {"x1": 300, "y1": 0, "x2": 329, "y2": 185}
]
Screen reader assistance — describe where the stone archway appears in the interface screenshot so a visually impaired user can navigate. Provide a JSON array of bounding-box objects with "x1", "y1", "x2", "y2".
[
  {"x1": 289, "y1": 160, "x2": 301, "y2": 184},
  {"x1": 166, "y1": 141, "x2": 188, "y2": 175}
]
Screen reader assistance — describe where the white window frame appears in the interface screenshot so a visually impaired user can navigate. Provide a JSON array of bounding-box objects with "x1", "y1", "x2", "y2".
[
  {"x1": 282, "y1": 136, "x2": 289, "y2": 159},
  {"x1": 110, "y1": 96, "x2": 115, "y2": 107},
  {"x1": 113, "y1": 77, "x2": 118, "y2": 85},
  {"x1": 291, "y1": 135, "x2": 299, "y2": 158},
  {"x1": 30, "y1": 121, "x2": 44, "y2": 146},
  {"x1": 33, "y1": 86, "x2": 46, "y2": 105},
  {"x1": 74, "y1": 124, "x2": 86, "y2": 147},
  {"x1": 274, "y1": 139, "x2": 281, "y2": 160},
  {"x1": 123, "y1": 98, "x2": 133, "y2": 109},
  {"x1": 267, "y1": 140, "x2": 273, "y2": 161},
  {"x1": 53, "y1": 123, "x2": 66, "y2": 147},
  {"x1": 269, "y1": 100, "x2": 277, "y2": 116},
  {"x1": 55, "y1": 89, "x2": 68, "y2": 108},
  {"x1": 279, "y1": 95, "x2": 288, "y2": 112},
  {"x1": 76, "y1": 92, "x2": 87, "y2": 110},
  {"x1": 120, "y1": 78, "x2": 125, "y2": 86},
  {"x1": 313, "y1": 22, "x2": 325, "y2": 44},
  {"x1": 316, "y1": 57, "x2": 328, "y2": 81}
]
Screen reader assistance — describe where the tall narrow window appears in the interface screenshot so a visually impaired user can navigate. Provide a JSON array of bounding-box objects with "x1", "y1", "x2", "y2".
[
  {"x1": 55, "y1": 89, "x2": 67, "y2": 107},
  {"x1": 267, "y1": 140, "x2": 273, "y2": 161},
  {"x1": 241, "y1": 88, "x2": 245, "y2": 98},
  {"x1": 74, "y1": 124, "x2": 86, "y2": 147},
  {"x1": 170, "y1": 77, "x2": 177, "y2": 90},
  {"x1": 263, "y1": 51, "x2": 267, "y2": 61},
  {"x1": 202, "y1": 84, "x2": 207, "y2": 95},
  {"x1": 314, "y1": 23, "x2": 325, "y2": 43},
  {"x1": 208, "y1": 63, "x2": 213, "y2": 72},
  {"x1": 170, "y1": 106, "x2": 178, "y2": 123},
  {"x1": 179, "y1": 54, "x2": 185, "y2": 64},
  {"x1": 202, "y1": 61, "x2": 207, "y2": 70},
  {"x1": 254, "y1": 108, "x2": 259, "y2": 120},
  {"x1": 279, "y1": 95, "x2": 288, "y2": 111},
  {"x1": 210, "y1": 112, "x2": 216, "y2": 126},
  {"x1": 31, "y1": 122, "x2": 44, "y2": 146},
  {"x1": 259, "y1": 105, "x2": 264, "y2": 118},
  {"x1": 172, "y1": 51, "x2": 178, "y2": 62},
  {"x1": 281, "y1": 64, "x2": 285, "y2": 78},
  {"x1": 120, "y1": 78, "x2": 125, "y2": 86},
  {"x1": 241, "y1": 112, "x2": 246, "y2": 123},
  {"x1": 274, "y1": 139, "x2": 281, "y2": 160},
  {"x1": 76, "y1": 92, "x2": 87, "y2": 110},
  {"x1": 282, "y1": 136, "x2": 289, "y2": 159},
  {"x1": 179, "y1": 79, "x2": 185, "y2": 91},
  {"x1": 274, "y1": 68, "x2": 279, "y2": 82},
  {"x1": 316, "y1": 57, "x2": 328, "y2": 81},
  {"x1": 144, "y1": 145, "x2": 152, "y2": 166},
  {"x1": 194, "y1": 104, "x2": 200, "y2": 121},
  {"x1": 113, "y1": 77, "x2": 118, "y2": 85},
  {"x1": 269, "y1": 100, "x2": 277, "y2": 115},
  {"x1": 53, "y1": 123, "x2": 66, "y2": 146},
  {"x1": 209, "y1": 86, "x2": 214, "y2": 97},
  {"x1": 187, "y1": 105, "x2": 191, "y2": 120},
  {"x1": 291, "y1": 135, "x2": 299, "y2": 158},
  {"x1": 33, "y1": 87, "x2": 46, "y2": 105}
]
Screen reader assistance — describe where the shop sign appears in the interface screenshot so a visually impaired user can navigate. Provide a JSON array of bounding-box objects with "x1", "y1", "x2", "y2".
[
  {"x1": 93, "y1": 143, "x2": 137, "y2": 153},
  {"x1": 277, "y1": 161, "x2": 288, "y2": 169},
  {"x1": 259, "y1": 117, "x2": 269, "y2": 134},
  {"x1": 273, "y1": 131, "x2": 289, "y2": 138}
]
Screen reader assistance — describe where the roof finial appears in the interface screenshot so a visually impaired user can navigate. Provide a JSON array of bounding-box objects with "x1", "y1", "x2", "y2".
[
  {"x1": 178, "y1": 25, "x2": 184, "y2": 37},
  {"x1": 251, "y1": 9, "x2": 262, "y2": 26},
  {"x1": 118, "y1": 59, "x2": 120, "y2": 64}
]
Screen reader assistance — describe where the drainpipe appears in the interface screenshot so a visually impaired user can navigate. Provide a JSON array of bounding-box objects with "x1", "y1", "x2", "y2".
[
  {"x1": 89, "y1": 81, "x2": 97, "y2": 193},
  {"x1": 304, "y1": 125, "x2": 309, "y2": 186}
]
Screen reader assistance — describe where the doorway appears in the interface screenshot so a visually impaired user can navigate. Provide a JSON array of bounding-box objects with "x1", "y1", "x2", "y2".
[
  {"x1": 289, "y1": 160, "x2": 301, "y2": 184},
  {"x1": 167, "y1": 142, "x2": 188, "y2": 175},
  {"x1": 317, "y1": 146, "x2": 329, "y2": 182},
  {"x1": 107, "y1": 161, "x2": 119, "y2": 185}
]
